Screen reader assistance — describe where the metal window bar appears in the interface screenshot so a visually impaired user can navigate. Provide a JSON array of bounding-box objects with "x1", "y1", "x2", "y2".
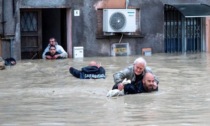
[
  {"x1": 21, "y1": 11, "x2": 38, "y2": 32},
  {"x1": 164, "y1": 4, "x2": 202, "y2": 53},
  {"x1": 164, "y1": 5, "x2": 182, "y2": 53},
  {"x1": 185, "y1": 18, "x2": 201, "y2": 52}
]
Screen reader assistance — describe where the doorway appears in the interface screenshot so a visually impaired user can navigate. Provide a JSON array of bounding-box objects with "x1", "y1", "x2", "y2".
[
  {"x1": 20, "y1": 9, "x2": 42, "y2": 59},
  {"x1": 20, "y1": 8, "x2": 67, "y2": 59},
  {"x1": 164, "y1": 4, "x2": 203, "y2": 53}
]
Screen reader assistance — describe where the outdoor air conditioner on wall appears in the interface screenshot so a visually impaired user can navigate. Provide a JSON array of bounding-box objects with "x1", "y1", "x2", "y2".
[{"x1": 103, "y1": 9, "x2": 136, "y2": 33}]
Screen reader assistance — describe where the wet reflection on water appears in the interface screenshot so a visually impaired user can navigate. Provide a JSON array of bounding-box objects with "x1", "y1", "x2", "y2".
[{"x1": 1, "y1": 53, "x2": 210, "y2": 125}]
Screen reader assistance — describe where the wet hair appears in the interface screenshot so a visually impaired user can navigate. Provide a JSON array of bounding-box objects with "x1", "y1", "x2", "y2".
[
  {"x1": 49, "y1": 37, "x2": 56, "y2": 42},
  {"x1": 133, "y1": 57, "x2": 147, "y2": 67},
  {"x1": 49, "y1": 37, "x2": 58, "y2": 45},
  {"x1": 49, "y1": 45, "x2": 56, "y2": 49}
]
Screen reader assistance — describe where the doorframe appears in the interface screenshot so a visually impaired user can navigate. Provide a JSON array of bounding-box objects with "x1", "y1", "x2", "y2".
[
  {"x1": 206, "y1": 17, "x2": 210, "y2": 52},
  {"x1": 66, "y1": 8, "x2": 72, "y2": 58},
  {"x1": 0, "y1": 39, "x2": 2, "y2": 56}
]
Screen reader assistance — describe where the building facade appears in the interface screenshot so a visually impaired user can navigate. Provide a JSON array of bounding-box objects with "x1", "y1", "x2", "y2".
[{"x1": 1, "y1": 0, "x2": 210, "y2": 60}]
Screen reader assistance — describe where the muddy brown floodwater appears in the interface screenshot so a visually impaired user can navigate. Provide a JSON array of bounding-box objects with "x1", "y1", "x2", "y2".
[{"x1": 1, "y1": 53, "x2": 210, "y2": 126}]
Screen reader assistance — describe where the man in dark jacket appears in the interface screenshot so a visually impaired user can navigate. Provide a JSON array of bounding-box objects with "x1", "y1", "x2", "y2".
[
  {"x1": 124, "y1": 72, "x2": 158, "y2": 94},
  {"x1": 106, "y1": 72, "x2": 158, "y2": 97},
  {"x1": 69, "y1": 61, "x2": 106, "y2": 79},
  {"x1": 0, "y1": 57, "x2": 16, "y2": 70},
  {"x1": 4, "y1": 57, "x2": 16, "y2": 66}
]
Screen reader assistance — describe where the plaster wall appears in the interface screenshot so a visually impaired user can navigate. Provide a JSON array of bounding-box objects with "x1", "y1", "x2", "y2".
[
  {"x1": 20, "y1": 0, "x2": 69, "y2": 8},
  {"x1": 71, "y1": 0, "x2": 164, "y2": 57},
  {"x1": 3, "y1": 0, "x2": 16, "y2": 36},
  {"x1": 0, "y1": 0, "x2": 17, "y2": 59},
  {"x1": 2, "y1": 0, "x2": 210, "y2": 59},
  {"x1": 0, "y1": 1, "x2": 3, "y2": 36}
]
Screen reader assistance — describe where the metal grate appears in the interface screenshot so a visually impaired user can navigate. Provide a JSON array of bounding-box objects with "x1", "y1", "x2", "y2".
[
  {"x1": 164, "y1": 5, "x2": 182, "y2": 53},
  {"x1": 186, "y1": 18, "x2": 201, "y2": 52},
  {"x1": 164, "y1": 4, "x2": 202, "y2": 53},
  {"x1": 21, "y1": 11, "x2": 38, "y2": 32},
  {"x1": 110, "y1": 12, "x2": 126, "y2": 30}
]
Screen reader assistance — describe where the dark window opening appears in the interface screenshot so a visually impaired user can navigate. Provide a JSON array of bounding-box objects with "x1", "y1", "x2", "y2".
[{"x1": 42, "y1": 8, "x2": 67, "y2": 52}]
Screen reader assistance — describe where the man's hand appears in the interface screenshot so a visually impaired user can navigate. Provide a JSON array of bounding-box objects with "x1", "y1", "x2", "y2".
[
  {"x1": 53, "y1": 54, "x2": 60, "y2": 59},
  {"x1": 153, "y1": 81, "x2": 158, "y2": 90},
  {"x1": 46, "y1": 56, "x2": 52, "y2": 59},
  {"x1": 97, "y1": 62, "x2": 101, "y2": 68},
  {"x1": 118, "y1": 83, "x2": 124, "y2": 91}
]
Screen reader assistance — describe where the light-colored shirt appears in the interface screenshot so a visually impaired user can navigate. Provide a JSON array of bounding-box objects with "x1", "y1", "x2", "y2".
[{"x1": 42, "y1": 44, "x2": 68, "y2": 59}]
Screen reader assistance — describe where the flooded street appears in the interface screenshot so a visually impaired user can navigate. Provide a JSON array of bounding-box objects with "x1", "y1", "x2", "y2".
[{"x1": 1, "y1": 53, "x2": 210, "y2": 126}]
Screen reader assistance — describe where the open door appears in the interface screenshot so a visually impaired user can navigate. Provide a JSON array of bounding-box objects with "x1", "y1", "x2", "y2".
[{"x1": 20, "y1": 9, "x2": 42, "y2": 59}]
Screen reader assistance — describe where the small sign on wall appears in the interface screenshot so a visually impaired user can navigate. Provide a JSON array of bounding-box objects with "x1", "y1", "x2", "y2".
[
  {"x1": 74, "y1": 10, "x2": 80, "y2": 16},
  {"x1": 73, "y1": 47, "x2": 84, "y2": 58},
  {"x1": 111, "y1": 43, "x2": 130, "y2": 56},
  {"x1": 142, "y1": 48, "x2": 152, "y2": 56}
]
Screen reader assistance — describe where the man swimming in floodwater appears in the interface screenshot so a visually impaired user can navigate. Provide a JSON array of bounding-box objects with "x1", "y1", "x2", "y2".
[{"x1": 69, "y1": 61, "x2": 106, "y2": 79}]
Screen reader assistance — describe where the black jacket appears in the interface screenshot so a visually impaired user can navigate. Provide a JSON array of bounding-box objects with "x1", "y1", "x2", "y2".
[
  {"x1": 124, "y1": 81, "x2": 158, "y2": 94},
  {"x1": 4, "y1": 57, "x2": 16, "y2": 66},
  {"x1": 69, "y1": 66, "x2": 106, "y2": 79}
]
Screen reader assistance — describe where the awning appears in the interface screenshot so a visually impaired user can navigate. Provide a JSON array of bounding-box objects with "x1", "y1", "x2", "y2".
[{"x1": 168, "y1": 4, "x2": 210, "y2": 18}]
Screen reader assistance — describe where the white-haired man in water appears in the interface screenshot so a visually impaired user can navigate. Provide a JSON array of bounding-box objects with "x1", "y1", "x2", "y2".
[{"x1": 112, "y1": 57, "x2": 159, "y2": 91}]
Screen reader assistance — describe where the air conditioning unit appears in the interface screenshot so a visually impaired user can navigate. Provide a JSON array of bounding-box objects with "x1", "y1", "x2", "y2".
[{"x1": 103, "y1": 9, "x2": 136, "y2": 33}]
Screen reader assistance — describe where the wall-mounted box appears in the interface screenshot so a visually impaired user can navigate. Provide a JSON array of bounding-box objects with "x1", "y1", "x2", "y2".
[
  {"x1": 111, "y1": 43, "x2": 130, "y2": 56},
  {"x1": 142, "y1": 48, "x2": 152, "y2": 56},
  {"x1": 73, "y1": 47, "x2": 84, "y2": 58}
]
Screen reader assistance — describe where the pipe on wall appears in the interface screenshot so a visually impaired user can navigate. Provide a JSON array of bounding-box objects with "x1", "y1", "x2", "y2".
[{"x1": 126, "y1": 0, "x2": 129, "y2": 9}]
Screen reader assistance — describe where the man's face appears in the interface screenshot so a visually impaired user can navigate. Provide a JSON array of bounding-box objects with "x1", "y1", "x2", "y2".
[
  {"x1": 49, "y1": 39, "x2": 56, "y2": 46},
  {"x1": 49, "y1": 47, "x2": 56, "y2": 55},
  {"x1": 143, "y1": 73, "x2": 155, "y2": 91},
  {"x1": 134, "y1": 62, "x2": 145, "y2": 75}
]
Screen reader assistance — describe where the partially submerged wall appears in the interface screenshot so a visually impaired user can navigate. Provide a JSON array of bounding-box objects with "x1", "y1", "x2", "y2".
[{"x1": 2, "y1": 0, "x2": 210, "y2": 59}]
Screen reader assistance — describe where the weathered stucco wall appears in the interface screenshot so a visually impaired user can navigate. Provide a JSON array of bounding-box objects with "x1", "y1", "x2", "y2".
[
  {"x1": 0, "y1": 0, "x2": 3, "y2": 36},
  {"x1": 71, "y1": 0, "x2": 165, "y2": 56},
  {"x1": 20, "y1": 0, "x2": 69, "y2": 8},
  {"x1": 2, "y1": 0, "x2": 210, "y2": 59},
  {"x1": 0, "y1": 0, "x2": 17, "y2": 59},
  {"x1": 3, "y1": 0, "x2": 16, "y2": 35},
  {"x1": 19, "y1": 0, "x2": 164, "y2": 57}
]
